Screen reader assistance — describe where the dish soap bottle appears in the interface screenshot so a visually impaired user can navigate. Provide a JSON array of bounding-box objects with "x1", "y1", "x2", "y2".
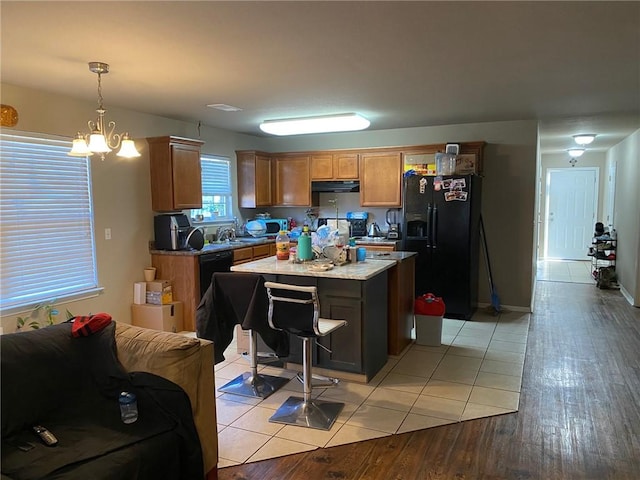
[
  {"x1": 297, "y1": 226, "x2": 313, "y2": 261},
  {"x1": 276, "y1": 230, "x2": 290, "y2": 260}
]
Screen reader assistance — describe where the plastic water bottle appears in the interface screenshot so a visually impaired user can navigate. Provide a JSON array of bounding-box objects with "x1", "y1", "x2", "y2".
[
  {"x1": 119, "y1": 391, "x2": 138, "y2": 424},
  {"x1": 275, "y1": 230, "x2": 290, "y2": 260}
]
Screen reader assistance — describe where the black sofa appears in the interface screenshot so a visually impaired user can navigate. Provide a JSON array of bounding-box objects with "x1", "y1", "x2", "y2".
[{"x1": 1, "y1": 322, "x2": 203, "y2": 480}]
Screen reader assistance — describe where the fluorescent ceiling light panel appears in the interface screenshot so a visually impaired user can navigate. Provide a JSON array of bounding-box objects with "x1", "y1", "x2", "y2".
[
  {"x1": 573, "y1": 134, "x2": 596, "y2": 145},
  {"x1": 567, "y1": 148, "x2": 586, "y2": 158},
  {"x1": 259, "y1": 113, "x2": 370, "y2": 136},
  {"x1": 207, "y1": 103, "x2": 242, "y2": 112}
]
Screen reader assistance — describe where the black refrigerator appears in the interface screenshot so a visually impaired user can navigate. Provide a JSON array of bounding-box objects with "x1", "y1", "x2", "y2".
[{"x1": 401, "y1": 174, "x2": 482, "y2": 320}]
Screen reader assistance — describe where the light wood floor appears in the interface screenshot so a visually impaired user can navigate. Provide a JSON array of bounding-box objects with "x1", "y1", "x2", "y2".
[{"x1": 218, "y1": 281, "x2": 640, "y2": 480}]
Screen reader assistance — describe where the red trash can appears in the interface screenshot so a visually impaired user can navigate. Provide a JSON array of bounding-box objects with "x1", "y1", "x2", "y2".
[{"x1": 414, "y1": 293, "x2": 445, "y2": 346}]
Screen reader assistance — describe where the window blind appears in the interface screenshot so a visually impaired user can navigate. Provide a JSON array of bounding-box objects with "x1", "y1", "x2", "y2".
[
  {"x1": 0, "y1": 131, "x2": 99, "y2": 312},
  {"x1": 201, "y1": 156, "x2": 231, "y2": 196}
]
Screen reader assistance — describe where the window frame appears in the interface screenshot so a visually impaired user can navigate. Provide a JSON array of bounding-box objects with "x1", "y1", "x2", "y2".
[{"x1": 190, "y1": 154, "x2": 233, "y2": 225}]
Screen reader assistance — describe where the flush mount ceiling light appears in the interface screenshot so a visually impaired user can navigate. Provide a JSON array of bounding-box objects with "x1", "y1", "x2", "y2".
[
  {"x1": 259, "y1": 113, "x2": 370, "y2": 136},
  {"x1": 567, "y1": 148, "x2": 586, "y2": 158},
  {"x1": 567, "y1": 148, "x2": 585, "y2": 167},
  {"x1": 69, "y1": 62, "x2": 140, "y2": 160},
  {"x1": 573, "y1": 134, "x2": 597, "y2": 146}
]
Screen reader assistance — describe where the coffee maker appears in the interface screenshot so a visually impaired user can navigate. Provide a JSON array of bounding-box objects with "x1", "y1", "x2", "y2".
[{"x1": 386, "y1": 209, "x2": 401, "y2": 239}]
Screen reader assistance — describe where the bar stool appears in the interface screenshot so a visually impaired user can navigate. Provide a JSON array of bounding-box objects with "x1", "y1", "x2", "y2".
[
  {"x1": 264, "y1": 281, "x2": 347, "y2": 430},
  {"x1": 199, "y1": 272, "x2": 289, "y2": 399},
  {"x1": 218, "y1": 328, "x2": 288, "y2": 399}
]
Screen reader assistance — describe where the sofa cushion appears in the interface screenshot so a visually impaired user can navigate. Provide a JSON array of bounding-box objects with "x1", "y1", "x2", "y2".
[
  {"x1": 1, "y1": 322, "x2": 125, "y2": 437},
  {"x1": 1, "y1": 372, "x2": 202, "y2": 480},
  {"x1": 114, "y1": 323, "x2": 202, "y2": 409}
]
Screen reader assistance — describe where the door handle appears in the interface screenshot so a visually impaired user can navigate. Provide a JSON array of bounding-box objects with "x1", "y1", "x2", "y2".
[
  {"x1": 432, "y1": 205, "x2": 438, "y2": 247},
  {"x1": 426, "y1": 203, "x2": 432, "y2": 246}
]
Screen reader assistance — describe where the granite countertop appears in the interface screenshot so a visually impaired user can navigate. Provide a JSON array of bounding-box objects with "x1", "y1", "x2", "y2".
[
  {"x1": 230, "y1": 256, "x2": 396, "y2": 281},
  {"x1": 150, "y1": 237, "x2": 274, "y2": 256}
]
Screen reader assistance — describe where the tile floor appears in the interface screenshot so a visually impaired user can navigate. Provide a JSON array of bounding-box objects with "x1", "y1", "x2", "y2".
[
  {"x1": 214, "y1": 310, "x2": 530, "y2": 468},
  {"x1": 536, "y1": 259, "x2": 593, "y2": 284}
]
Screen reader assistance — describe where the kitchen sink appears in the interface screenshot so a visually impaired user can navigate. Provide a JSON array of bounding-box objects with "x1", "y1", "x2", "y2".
[{"x1": 208, "y1": 238, "x2": 265, "y2": 247}]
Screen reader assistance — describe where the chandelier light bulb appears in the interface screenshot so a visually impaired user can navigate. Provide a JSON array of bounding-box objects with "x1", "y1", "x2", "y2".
[
  {"x1": 117, "y1": 134, "x2": 141, "y2": 158},
  {"x1": 69, "y1": 133, "x2": 92, "y2": 157}
]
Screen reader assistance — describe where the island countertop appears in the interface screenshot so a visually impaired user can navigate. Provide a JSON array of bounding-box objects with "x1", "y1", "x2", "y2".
[{"x1": 230, "y1": 255, "x2": 396, "y2": 281}]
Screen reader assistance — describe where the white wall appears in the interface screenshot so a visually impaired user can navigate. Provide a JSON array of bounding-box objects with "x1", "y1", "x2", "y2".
[
  {"x1": 608, "y1": 128, "x2": 640, "y2": 305},
  {"x1": 1, "y1": 82, "x2": 540, "y2": 332}
]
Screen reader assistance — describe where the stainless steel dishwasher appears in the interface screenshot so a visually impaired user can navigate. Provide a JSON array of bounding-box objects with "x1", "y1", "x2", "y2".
[{"x1": 198, "y1": 250, "x2": 233, "y2": 298}]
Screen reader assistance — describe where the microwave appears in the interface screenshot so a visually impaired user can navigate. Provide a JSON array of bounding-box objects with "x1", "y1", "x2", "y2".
[{"x1": 255, "y1": 218, "x2": 289, "y2": 236}]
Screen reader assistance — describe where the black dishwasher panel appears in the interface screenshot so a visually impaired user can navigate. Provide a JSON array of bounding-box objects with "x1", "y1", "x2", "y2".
[{"x1": 198, "y1": 250, "x2": 233, "y2": 298}]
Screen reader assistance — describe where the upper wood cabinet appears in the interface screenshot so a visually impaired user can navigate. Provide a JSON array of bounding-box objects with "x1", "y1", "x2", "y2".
[
  {"x1": 147, "y1": 136, "x2": 204, "y2": 212},
  {"x1": 359, "y1": 151, "x2": 402, "y2": 207},
  {"x1": 237, "y1": 151, "x2": 272, "y2": 208},
  {"x1": 310, "y1": 153, "x2": 359, "y2": 180},
  {"x1": 273, "y1": 155, "x2": 313, "y2": 206}
]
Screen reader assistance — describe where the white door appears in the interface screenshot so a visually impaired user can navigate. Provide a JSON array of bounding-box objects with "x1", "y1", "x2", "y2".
[{"x1": 545, "y1": 168, "x2": 598, "y2": 259}]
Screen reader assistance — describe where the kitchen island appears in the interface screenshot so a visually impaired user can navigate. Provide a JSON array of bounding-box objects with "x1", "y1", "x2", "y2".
[{"x1": 231, "y1": 256, "x2": 396, "y2": 382}]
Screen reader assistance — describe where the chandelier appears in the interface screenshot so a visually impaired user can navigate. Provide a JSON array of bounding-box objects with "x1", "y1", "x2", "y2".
[{"x1": 68, "y1": 62, "x2": 140, "y2": 160}]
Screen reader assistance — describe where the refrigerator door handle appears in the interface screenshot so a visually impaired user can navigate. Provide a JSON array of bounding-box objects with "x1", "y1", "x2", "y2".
[
  {"x1": 432, "y1": 204, "x2": 438, "y2": 247},
  {"x1": 426, "y1": 203, "x2": 432, "y2": 246}
]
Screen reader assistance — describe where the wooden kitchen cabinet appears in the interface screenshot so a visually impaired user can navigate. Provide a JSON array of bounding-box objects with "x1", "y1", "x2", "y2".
[
  {"x1": 387, "y1": 256, "x2": 415, "y2": 355},
  {"x1": 151, "y1": 254, "x2": 199, "y2": 331},
  {"x1": 232, "y1": 247, "x2": 253, "y2": 265},
  {"x1": 147, "y1": 136, "x2": 204, "y2": 212},
  {"x1": 359, "y1": 151, "x2": 402, "y2": 207},
  {"x1": 237, "y1": 151, "x2": 272, "y2": 208},
  {"x1": 273, "y1": 154, "x2": 313, "y2": 206},
  {"x1": 252, "y1": 244, "x2": 271, "y2": 259},
  {"x1": 310, "y1": 153, "x2": 359, "y2": 180},
  {"x1": 232, "y1": 243, "x2": 273, "y2": 265}
]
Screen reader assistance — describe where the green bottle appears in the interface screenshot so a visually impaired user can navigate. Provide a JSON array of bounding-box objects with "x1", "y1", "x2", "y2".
[{"x1": 297, "y1": 226, "x2": 313, "y2": 261}]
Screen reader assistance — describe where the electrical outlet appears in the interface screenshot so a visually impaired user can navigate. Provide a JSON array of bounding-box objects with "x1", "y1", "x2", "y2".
[{"x1": 105, "y1": 228, "x2": 112, "y2": 240}]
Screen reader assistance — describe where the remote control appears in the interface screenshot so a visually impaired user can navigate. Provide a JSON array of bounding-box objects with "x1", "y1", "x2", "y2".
[{"x1": 33, "y1": 425, "x2": 58, "y2": 446}]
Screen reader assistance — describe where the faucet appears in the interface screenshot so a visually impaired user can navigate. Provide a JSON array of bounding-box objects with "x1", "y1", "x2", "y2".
[
  {"x1": 328, "y1": 198, "x2": 339, "y2": 224},
  {"x1": 216, "y1": 226, "x2": 236, "y2": 242}
]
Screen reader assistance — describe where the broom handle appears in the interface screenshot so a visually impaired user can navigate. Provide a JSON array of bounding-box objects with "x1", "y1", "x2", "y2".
[{"x1": 479, "y1": 215, "x2": 495, "y2": 291}]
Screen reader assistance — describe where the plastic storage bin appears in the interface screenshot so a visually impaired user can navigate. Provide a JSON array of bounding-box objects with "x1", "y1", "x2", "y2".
[{"x1": 414, "y1": 293, "x2": 445, "y2": 346}]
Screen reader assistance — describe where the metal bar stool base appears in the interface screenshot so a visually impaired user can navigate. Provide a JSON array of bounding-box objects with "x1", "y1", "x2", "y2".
[
  {"x1": 218, "y1": 372, "x2": 289, "y2": 399},
  {"x1": 268, "y1": 396, "x2": 344, "y2": 430}
]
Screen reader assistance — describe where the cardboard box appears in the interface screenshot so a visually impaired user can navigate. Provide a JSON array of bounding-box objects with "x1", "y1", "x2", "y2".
[
  {"x1": 145, "y1": 279, "x2": 172, "y2": 304},
  {"x1": 133, "y1": 282, "x2": 146, "y2": 304},
  {"x1": 131, "y1": 301, "x2": 183, "y2": 333}
]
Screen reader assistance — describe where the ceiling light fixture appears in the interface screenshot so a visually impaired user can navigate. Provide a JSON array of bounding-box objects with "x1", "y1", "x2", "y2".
[
  {"x1": 259, "y1": 113, "x2": 370, "y2": 136},
  {"x1": 69, "y1": 62, "x2": 140, "y2": 160},
  {"x1": 567, "y1": 148, "x2": 586, "y2": 158},
  {"x1": 573, "y1": 134, "x2": 597, "y2": 146},
  {"x1": 567, "y1": 148, "x2": 585, "y2": 167}
]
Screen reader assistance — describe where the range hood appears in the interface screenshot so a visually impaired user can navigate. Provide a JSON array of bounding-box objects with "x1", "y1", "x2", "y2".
[{"x1": 311, "y1": 180, "x2": 360, "y2": 193}]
